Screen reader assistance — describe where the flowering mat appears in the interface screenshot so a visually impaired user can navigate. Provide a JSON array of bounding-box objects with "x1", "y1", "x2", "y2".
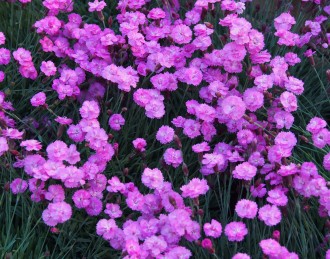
[{"x1": 0, "y1": 0, "x2": 330, "y2": 258}]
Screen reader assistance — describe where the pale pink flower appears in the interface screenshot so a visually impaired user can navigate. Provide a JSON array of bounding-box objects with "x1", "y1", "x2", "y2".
[
  {"x1": 181, "y1": 178, "x2": 209, "y2": 198},
  {"x1": 258, "y1": 204, "x2": 282, "y2": 226},
  {"x1": 235, "y1": 199, "x2": 258, "y2": 219},
  {"x1": 156, "y1": 126, "x2": 175, "y2": 144},
  {"x1": 203, "y1": 219, "x2": 222, "y2": 238},
  {"x1": 224, "y1": 221, "x2": 248, "y2": 242},
  {"x1": 142, "y1": 168, "x2": 164, "y2": 190}
]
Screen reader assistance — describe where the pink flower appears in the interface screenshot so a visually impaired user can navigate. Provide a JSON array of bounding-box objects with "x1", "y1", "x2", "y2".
[
  {"x1": 40, "y1": 61, "x2": 57, "y2": 76},
  {"x1": 30, "y1": 92, "x2": 46, "y2": 107},
  {"x1": 203, "y1": 219, "x2": 222, "y2": 238},
  {"x1": 170, "y1": 24, "x2": 192, "y2": 44},
  {"x1": 195, "y1": 104, "x2": 216, "y2": 122},
  {"x1": 0, "y1": 137, "x2": 9, "y2": 156},
  {"x1": 88, "y1": 0, "x2": 106, "y2": 12},
  {"x1": 237, "y1": 129, "x2": 254, "y2": 146},
  {"x1": 192, "y1": 142, "x2": 210, "y2": 153},
  {"x1": 0, "y1": 32, "x2": 5, "y2": 45},
  {"x1": 109, "y1": 114, "x2": 125, "y2": 131},
  {"x1": 55, "y1": 116, "x2": 73, "y2": 125},
  {"x1": 235, "y1": 199, "x2": 258, "y2": 219},
  {"x1": 2, "y1": 128, "x2": 23, "y2": 139},
  {"x1": 285, "y1": 76, "x2": 304, "y2": 95},
  {"x1": 274, "y1": 131, "x2": 297, "y2": 150},
  {"x1": 142, "y1": 168, "x2": 164, "y2": 190},
  {"x1": 104, "y1": 203, "x2": 122, "y2": 219},
  {"x1": 45, "y1": 185, "x2": 65, "y2": 202},
  {"x1": 0, "y1": 48, "x2": 11, "y2": 65},
  {"x1": 96, "y1": 219, "x2": 119, "y2": 240},
  {"x1": 183, "y1": 119, "x2": 201, "y2": 139},
  {"x1": 85, "y1": 197, "x2": 103, "y2": 216},
  {"x1": 67, "y1": 124, "x2": 85, "y2": 142},
  {"x1": 181, "y1": 178, "x2": 209, "y2": 198},
  {"x1": 243, "y1": 88, "x2": 264, "y2": 112},
  {"x1": 323, "y1": 152, "x2": 330, "y2": 171},
  {"x1": 306, "y1": 117, "x2": 327, "y2": 134},
  {"x1": 73, "y1": 189, "x2": 91, "y2": 208},
  {"x1": 132, "y1": 138, "x2": 147, "y2": 152},
  {"x1": 156, "y1": 126, "x2": 175, "y2": 144},
  {"x1": 10, "y1": 178, "x2": 28, "y2": 194},
  {"x1": 259, "y1": 238, "x2": 282, "y2": 257},
  {"x1": 224, "y1": 221, "x2": 248, "y2": 242},
  {"x1": 221, "y1": 96, "x2": 246, "y2": 121},
  {"x1": 148, "y1": 8, "x2": 166, "y2": 20},
  {"x1": 274, "y1": 13, "x2": 296, "y2": 31},
  {"x1": 143, "y1": 236, "x2": 167, "y2": 257},
  {"x1": 163, "y1": 148, "x2": 183, "y2": 168},
  {"x1": 79, "y1": 100, "x2": 100, "y2": 119},
  {"x1": 232, "y1": 162, "x2": 257, "y2": 181},
  {"x1": 229, "y1": 18, "x2": 252, "y2": 44},
  {"x1": 42, "y1": 202, "x2": 72, "y2": 226},
  {"x1": 267, "y1": 188, "x2": 288, "y2": 206},
  {"x1": 20, "y1": 140, "x2": 42, "y2": 151},
  {"x1": 280, "y1": 91, "x2": 297, "y2": 112},
  {"x1": 258, "y1": 204, "x2": 282, "y2": 226},
  {"x1": 46, "y1": 140, "x2": 68, "y2": 162},
  {"x1": 232, "y1": 253, "x2": 250, "y2": 259},
  {"x1": 274, "y1": 111, "x2": 294, "y2": 129}
]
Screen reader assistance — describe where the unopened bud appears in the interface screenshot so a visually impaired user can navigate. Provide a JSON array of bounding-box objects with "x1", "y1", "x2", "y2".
[
  {"x1": 272, "y1": 230, "x2": 280, "y2": 241},
  {"x1": 174, "y1": 134, "x2": 182, "y2": 149},
  {"x1": 50, "y1": 227, "x2": 60, "y2": 234},
  {"x1": 182, "y1": 163, "x2": 189, "y2": 177},
  {"x1": 326, "y1": 70, "x2": 330, "y2": 82},
  {"x1": 97, "y1": 11, "x2": 104, "y2": 21}
]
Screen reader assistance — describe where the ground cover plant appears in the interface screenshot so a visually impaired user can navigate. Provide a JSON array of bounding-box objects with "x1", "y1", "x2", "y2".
[{"x1": 0, "y1": 0, "x2": 330, "y2": 258}]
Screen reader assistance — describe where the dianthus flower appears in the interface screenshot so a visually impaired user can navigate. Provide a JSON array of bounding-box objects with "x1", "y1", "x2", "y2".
[
  {"x1": 109, "y1": 114, "x2": 125, "y2": 131},
  {"x1": 72, "y1": 189, "x2": 91, "y2": 209},
  {"x1": 232, "y1": 253, "x2": 251, "y2": 259},
  {"x1": 306, "y1": 117, "x2": 327, "y2": 134},
  {"x1": 266, "y1": 188, "x2": 288, "y2": 206},
  {"x1": 163, "y1": 148, "x2": 183, "y2": 168},
  {"x1": 45, "y1": 185, "x2": 65, "y2": 202},
  {"x1": 42, "y1": 202, "x2": 72, "y2": 226},
  {"x1": 224, "y1": 221, "x2": 248, "y2": 242},
  {"x1": 40, "y1": 61, "x2": 57, "y2": 76},
  {"x1": 142, "y1": 168, "x2": 164, "y2": 190},
  {"x1": 88, "y1": 0, "x2": 106, "y2": 12},
  {"x1": 259, "y1": 238, "x2": 282, "y2": 258},
  {"x1": 156, "y1": 126, "x2": 175, "y2": 144},
  {"x1": 170, "y1": 24, "x2": 192, "y2": 44},
  {"x1": 232, "y1": 162, "x2": 257, "y2": 181},
  {"x1": 0, "y1": 32, "x2": 5, "y2": 45},
  {"x1": 132, "y1": 138, "x2": 147, "y2": 152},
  {"x1": 0, "y1": 137, "x2": 9, "y2": 156},
  {"x1": 221, "y1": 96, "x2": 246, "y2": 121},
  {"x1": 30, "y1": 92, "x2": 46, "y2": 107},
  {"x1": 274, "y1": 12, "x2": 296, "y2": 31},
  {"x1": 20, "y1": 140, "x2": 42, "y2": 151},
  {"x1": 10, "y1": 178, "x2": 28, "y2": 194},
  {"x1": 235, "y1": 199, "x2": 258, "y2": 219},
  {"x1": 96, "y1": 219, "x2": 119, "y2": 240},
  {"x1": 181, "y1": 178, "x2": 209, "y2": 198},
  {"x1": 79, "y1": 100, "x2": 100, "y2": 119},
  {"x1": 104, "y1": 203, "x2": 122, "y2": 219},
  {"x1": 203, "y1": 219, "x2": 222, "y2": 238},
  {"x1": 258, "y1": 204, "x2": 282, "y2": 226}
]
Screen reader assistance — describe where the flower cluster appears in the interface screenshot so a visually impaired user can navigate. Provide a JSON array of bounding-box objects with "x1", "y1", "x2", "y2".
[{"x1": 1, "y1": 0, "x2": 330, "y2": 257}]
